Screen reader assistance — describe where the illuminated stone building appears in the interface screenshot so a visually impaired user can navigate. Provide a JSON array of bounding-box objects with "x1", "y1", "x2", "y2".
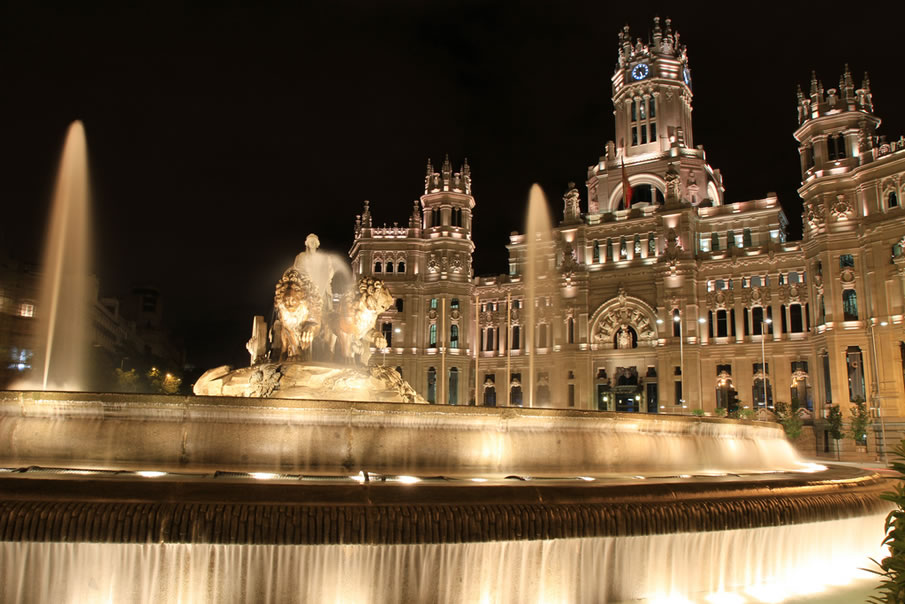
[{"x1": 350, "y1": 18, "x2": 905, "y2": 456}]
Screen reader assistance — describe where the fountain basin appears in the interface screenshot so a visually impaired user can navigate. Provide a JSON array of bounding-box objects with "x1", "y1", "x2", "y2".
[
  {"x1": 0, "y1": 390, "x2": 892, "y2": 602},
  {"x1": 1, "y1": 390, "x2": 804, "y2": 478}
]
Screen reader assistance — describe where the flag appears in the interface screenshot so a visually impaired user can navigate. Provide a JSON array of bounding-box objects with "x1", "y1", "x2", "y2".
[{"x1": 621, "y1": 158, "x2": 632, "y2": 209}]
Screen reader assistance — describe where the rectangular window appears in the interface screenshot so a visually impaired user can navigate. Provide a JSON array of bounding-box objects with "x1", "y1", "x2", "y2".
[
  {"x1": 429, "y1": 324, "x2": 437, "y2": 347},
  {"x1": 675, "y1": 381, "x2": 683, "y2": 405},
  {"x1": 639, "y1": 100, "x2": 646, "y2": 120},
  {"x1": 840, "y1": 254, "x2": 855, "y2": 269},
  {"x1": 716, "y1": 309, "x2": 728, "y2": 338},
  {"x1": 632, "y1": 127, "x2": 638, "y2": 146},
  {"x1": 430, "y1": 298, "x2": 438, "y2": 309},
  {"x1": 18, "y1": 303, "x2": 34, "y2": 318},
  {"x1": 752, "y1": 306, "x2": 764, "y2": 335},
  {"x1": 568, "y1": 384, "x2": 575, "y2": 407},
  {"x1": 649, "y1": 98, "x2": 656, "y2": 117},
  {"x1": 842, "y1": 289, "x2": 859, "y2": 321},
  {"x1": 650, "y1": 122, "x2": 656, "y2": 142},
  {"x1": 631, "y1": 101, "x2": 637, "y2": 122},
  {"x1": 640, "y1": 125, "x2": 647, "y2": 144}
]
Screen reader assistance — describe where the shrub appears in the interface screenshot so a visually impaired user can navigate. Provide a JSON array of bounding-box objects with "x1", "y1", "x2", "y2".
[{"x1": 692, "y1": 408, "x2": 705, "y2": 417}]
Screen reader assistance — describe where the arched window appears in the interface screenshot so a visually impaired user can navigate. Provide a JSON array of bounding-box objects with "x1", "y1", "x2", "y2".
[
  {"x1": 889, "y1": 191, "x2": 899, "y2": 208},
  {"x1": 753, "y1": 366, "x2": 773, "y2": 409},
  {"x1": 633, "y1": 234, "x2": 642, "y2": 255},
  {"x1": 512, "y1": 325, "x2": 521, "y2": 350},
  {"x1": 395, "y1": 298, "x2": 404, "y2": 312},
  {"x1": 483, "y1": 383, "x2": 496, "y2": 407},
  {"x1": 448, "y1": 368, "x2": 459, "y2": 405},
  {"x1": 385, "y1": 262, "x2": 394, "y2": 273},
  {"x1": 429, "y1": 324, "x2": 437, "y2": 348},
  {"x1": 397, "y1": 261, "x2": 405, "y2": 273},
  {"x1": 619, "y1": 236, "x2": 627, "y2": 259},
  {"x1": 567, "y1": 317, "x2": 575, "y2": 344},
  {"x1": 374, "y1": 261, "x2": 382, "y2": 273},
  {"x1": 648, "y1": 233, "x2": 656, "y2": 255},
  {"x1": 606, "y1": 239, "x2": 613, "y2": 262},
  {"x1": 592, "y1": 240, "x2": 600, "y2": 263},
  {"x1": 510, "y1": 373, "x2": 523, "y2": 406},
  {"x1": 381, "y1": 322, "x2": 392, "y2": 347},
  {"x1": 743, "y1": 228, "x2": 753, "y2": 248},
  {"x1": 450, "y1": 324, "x2": 459, "y2": 349},
  {"x1": 427, "y1": 367, "x2": 437, "y2": 404},
  {"x1": 672, "y1": 309, "x2": 681, "y2": 337},
  {"x1": 842, "y1": 289, "x2": 859, "y2": 321}
]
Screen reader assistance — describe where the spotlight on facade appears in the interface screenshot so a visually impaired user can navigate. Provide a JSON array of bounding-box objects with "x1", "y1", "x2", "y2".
[
  {"x1": 656, "y1": 318, "x2": 664, "y2": 324},
  {"x1": 881, "y1": 321, "x2": 889, "y2": 326},
  {"x1": 673, "y1": 315, "x2": 680, "y2": 322},
  {"x1": 698, "y1": 318, "x2": 706, "y2": 324}
]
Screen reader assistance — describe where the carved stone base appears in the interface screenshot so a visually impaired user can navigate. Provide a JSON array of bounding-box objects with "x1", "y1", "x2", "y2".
[{"x1": 193, "y1": 361, "x2": 426, "y2": 404}]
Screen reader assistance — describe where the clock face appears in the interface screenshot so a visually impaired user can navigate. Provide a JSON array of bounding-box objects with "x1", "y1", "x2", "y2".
[
  {"x1": 631, "y1": 63, "x2": 649, "y2": 81},
  {"x1": 683, "y1": 67, "x2": 691, "y2": 85}
]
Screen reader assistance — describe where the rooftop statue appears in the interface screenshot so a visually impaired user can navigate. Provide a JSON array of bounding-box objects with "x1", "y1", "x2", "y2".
[{"x1": 194, "y1": 234, "x2": 425, "y2": 403}]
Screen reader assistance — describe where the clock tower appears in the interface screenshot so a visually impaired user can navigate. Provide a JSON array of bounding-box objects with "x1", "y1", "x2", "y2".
[{"x1": 612, "y1": 17, "x2": 694, "y2": 158}]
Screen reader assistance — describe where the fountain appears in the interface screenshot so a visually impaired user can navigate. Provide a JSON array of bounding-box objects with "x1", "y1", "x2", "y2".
[
  {"x1": 0, "y1": 135, "x2": 894, "y2": 601},
  {"x1": 14, "y1": 120, "x2": 92, "y2": 391}
]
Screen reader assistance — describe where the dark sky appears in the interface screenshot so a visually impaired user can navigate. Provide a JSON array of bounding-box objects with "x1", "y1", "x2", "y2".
[{"x1": 3, "y1": 2, "x2": 904, "y2": 369}]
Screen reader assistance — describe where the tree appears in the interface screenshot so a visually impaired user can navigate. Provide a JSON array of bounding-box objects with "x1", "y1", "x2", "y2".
[
  {"x1": 774, "y1": 401, "x2": 803, "y2": 440},
  {"x1": 827, "y1": 404, "x2": 844, "y2": 460},
  {"x1": 850, "y1": 397, "x2": 871, "y2": 449}
]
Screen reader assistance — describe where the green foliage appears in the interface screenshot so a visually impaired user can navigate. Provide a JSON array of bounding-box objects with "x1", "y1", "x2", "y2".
[
  {"x1": 850, "y1": 398, "x2": 871, "y2": 446},
  {"x1": 112, "y1": 366, "x2": 182, "y2": 395},
  {"x1": 692, "y1": 408, "x2": 705, "y2": 417},
  {"x1": 773, "y1": 401, "x2": 803, "y2": 440},
  {"x1": 738, "y1": 407, "x2": 756, "y2": 420},
  {"x1": 114, "y1": 368, "x2": 140, "y2": 392},
  {"x1": 713, "y1": 407, "x2": 728, "y2": 418},
  {"x1": 868, "y1": 440, "x2": 905, "y2": 603},
  {"x1": 826, "y1": 404, "x2": 844, "y2": 441}
]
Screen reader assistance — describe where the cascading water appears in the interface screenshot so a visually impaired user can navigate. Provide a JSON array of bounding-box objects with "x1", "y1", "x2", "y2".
[
  {"x1": 524, "y1": 184, "x2": 554, "y2": 407},
  {"x1": 21, "y1": 121, "x2": 92, "y2": 391}
]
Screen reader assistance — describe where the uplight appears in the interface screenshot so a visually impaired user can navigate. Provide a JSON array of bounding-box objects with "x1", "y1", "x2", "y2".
[
  {"x1": 137, "y1": 471, "x2": 166, "y2": 478},
  {"x1": 577, "y1": 476, "x2": 595, "y2": 482},
  {"x1": 397, "y1": 475, "x2": 421, "y2": 484},
  {"x1": 470, "y1": 477, "x2": 488, "y2": 483},
  {"x1": 250, "y1": 472, "x2": 279, "y2": 480}
]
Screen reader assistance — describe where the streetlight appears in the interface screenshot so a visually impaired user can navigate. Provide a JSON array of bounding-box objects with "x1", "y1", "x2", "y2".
[
  {"x1": 868, "y1": 317, "x2": 889, "y2": 463},
  {"x1": 674, "y1": 312, "x2": 684, "y2": 408},
  {"x1": 761, "y1": 317, "x2": 772, "y2": 409}
]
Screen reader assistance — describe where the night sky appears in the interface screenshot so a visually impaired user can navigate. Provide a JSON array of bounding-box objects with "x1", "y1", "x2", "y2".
[{"x1": 3, "y1": 3, "x2": 904, "y2": 370}]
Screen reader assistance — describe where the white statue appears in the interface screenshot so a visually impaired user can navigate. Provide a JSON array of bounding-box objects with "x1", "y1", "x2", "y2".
[{"x1": 616, "y1": 325, "x2": 632, "y2": 349}]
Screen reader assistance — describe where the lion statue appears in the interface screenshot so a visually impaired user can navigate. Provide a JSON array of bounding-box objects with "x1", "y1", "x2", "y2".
[
  {"x1": 274, "y1": 268, "x2": 322, "y2": 361},
  {"x1": 330, "y1": 277, "x2": 394, "y2": 365}
]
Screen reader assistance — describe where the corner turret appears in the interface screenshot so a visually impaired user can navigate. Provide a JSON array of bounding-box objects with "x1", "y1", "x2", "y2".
[{"x1": 794, "y1": 66, "x2": 881, "y2": 182}]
